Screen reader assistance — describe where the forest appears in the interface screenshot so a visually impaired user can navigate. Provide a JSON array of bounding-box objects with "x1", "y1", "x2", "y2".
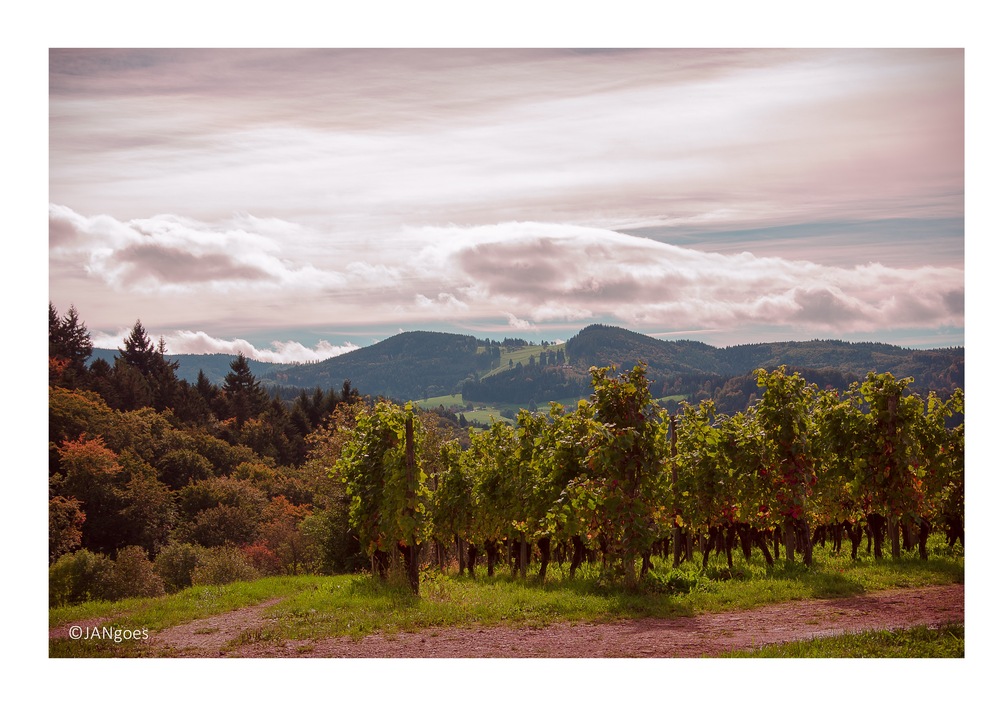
[{"x1": 48, "y1": 304, "x2": 964, "y2": 602}]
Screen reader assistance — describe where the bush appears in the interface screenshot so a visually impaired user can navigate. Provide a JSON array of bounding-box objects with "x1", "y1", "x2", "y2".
[
  {"x1": 639, "y1": 567, "x2": 708, "y2": 595},
  {"x1": 241, "y1": 542, "x2": 284, "y2": 576},
  {"x1": 191, "y1": 546, "x2": 260, "y2": 586},
  {"x1": 49, "y1": 549, "x2": 114, "y2": 607},
  {"x1": 106, "y1": 545, "x2": 165, "y2": 600},
  {"x1": 154, "y1": 541, "x2": 205, "y2": 593}
]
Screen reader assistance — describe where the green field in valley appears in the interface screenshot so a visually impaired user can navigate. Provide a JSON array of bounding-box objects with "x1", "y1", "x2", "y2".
[{"x1": 416, "y1": 391, "x2": 688, "y2": 426}]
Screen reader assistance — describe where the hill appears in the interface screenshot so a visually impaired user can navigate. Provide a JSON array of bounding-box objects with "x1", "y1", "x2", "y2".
[
  {"x1": 91, "y1": 325, "x2": 963, "y2": 413},
  {"x1": 264, "y1": 331, "x2": 487, "y2": 401},
  {"x1": 563, "y1": 324, "x2": 963, "y2": 413},
  {"x1": 565, "y1": 324, "x2": 728, "y2": 375}
]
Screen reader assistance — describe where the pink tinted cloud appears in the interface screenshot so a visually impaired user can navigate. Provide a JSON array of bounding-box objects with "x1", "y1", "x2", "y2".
[
  {"x1": 51, "y1": 207, "x2": 964, "y2": 339},
  {"x1": 50, "y1": 49, "x2": 962, "y2": 233}
]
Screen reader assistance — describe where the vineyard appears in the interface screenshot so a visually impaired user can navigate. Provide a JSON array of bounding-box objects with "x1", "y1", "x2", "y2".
[{"x1": 333, "y1": 364, "x2": 964, "y2": 594}]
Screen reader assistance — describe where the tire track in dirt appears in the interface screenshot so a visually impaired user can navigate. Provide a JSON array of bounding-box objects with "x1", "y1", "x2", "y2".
[
  {"x1": 145, "y1": 597, "x2": 285, "y2": 656},
  {"x1": 50, "y1": 583, "x2": 963, "y2": 658},
  {"x1": 226, "y1": 583, "x2": 964, "y2": 658}
]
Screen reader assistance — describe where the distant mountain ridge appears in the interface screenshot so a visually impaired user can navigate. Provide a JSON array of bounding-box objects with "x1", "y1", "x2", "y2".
[
  {"x1": 90, "y1": 325, "x2": 964, "y2": 410},
  {"x1": 565, "y1": 324, "x2": 963, "y2": 390},
  {"x1": 562, "y1": 324, "x2": 963, "y2": 413},
  {"x1": 88, "y1": 349, "x2": 292, "y2": 386}
]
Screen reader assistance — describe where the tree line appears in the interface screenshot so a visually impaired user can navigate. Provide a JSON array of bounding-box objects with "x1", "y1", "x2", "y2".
[{"x1": 49, "y1": 304, "x2": 372, "y2": 605}]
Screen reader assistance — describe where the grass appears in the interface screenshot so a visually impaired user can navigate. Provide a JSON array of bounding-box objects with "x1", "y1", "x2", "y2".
[
  {"x1": 49, "y1": 539, "x2": 963, "y2": 657},
  {"x1": 415, "y1": 393, "x2": 465, "y2": 408},
  {"x1": 480, "y1": 343, "x2": 567, "y2": 380},
  {"x1": 723, "y1": 623, "x2": 964, "y2": 658},
  {"x1": 49, "y1": 574, "x2": 309, "y2": 630},
  {"x1": 414, "y1": 393, "x2": 591, "y2": 426}
]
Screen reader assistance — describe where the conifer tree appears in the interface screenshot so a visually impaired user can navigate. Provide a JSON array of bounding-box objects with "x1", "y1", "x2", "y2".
[
  {"x1": 119, "y1": 320, "x2": 157, "y2": 377},
  {"x1": 223, "y1": 352, "x2": 269, "y2": 426},
  {"x1": 115, "y1": 321, "x2": 180, "y2": 410},
  {"x1": 49, "y1": 303, "x2": 93, "y2": 387}
]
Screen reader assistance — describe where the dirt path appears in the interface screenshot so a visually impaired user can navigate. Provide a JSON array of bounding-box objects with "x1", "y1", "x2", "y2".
[
  {"x1": 147, "y1": 598, "x2": 285, "y2": 656},
  {"x1": 119, "y1": 582, "x2": 963, "y2": 658}
]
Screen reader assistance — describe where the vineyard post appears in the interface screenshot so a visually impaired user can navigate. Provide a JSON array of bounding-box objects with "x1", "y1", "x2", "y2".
[
  {"x1": 670, "y1": 414, "x2": 682, "y2": 568},
  {"x1": 404, "y1": 411, "x2": 419, "y2": 594},
  {"x1": 887, "y1": 394, "x2": 902, "y2": 560}
]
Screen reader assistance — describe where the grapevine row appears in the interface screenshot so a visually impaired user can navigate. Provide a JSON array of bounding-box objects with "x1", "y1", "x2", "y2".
[{"x1": 332, "y1": 364, "x2": 964, "y2": 593}]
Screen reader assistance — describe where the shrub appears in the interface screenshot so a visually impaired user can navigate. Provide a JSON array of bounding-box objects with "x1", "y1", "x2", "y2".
[
  {"x1": 49, "y1": 549, "x2": 114, "y2": 607},
  {"x1": 191, "y1": 546, "x2": 260, "y2": 586},
  {"x1": 154, "y1": 541, "x2": 205, "y2": 593},
  {"x1": 106, "y1": 545, "x2": 165, "y2": 600},
  {"x1": 241, "y1": 542, "x2": 283, "y2": 576}
]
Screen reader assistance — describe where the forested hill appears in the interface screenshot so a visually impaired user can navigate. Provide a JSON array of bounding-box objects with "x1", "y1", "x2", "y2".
[
  {"x1": 264, "y1": 331, "x2": 486, "y2": 401},
  {"x1": 718, "y1": 339, "x2": 964, "y2": 392},
  {"x1": 565, "y1": 325, "x2": 728, "y2": 375},
  {"x1": 567, "y1": 324, "x2": 963, "y2": 382}
]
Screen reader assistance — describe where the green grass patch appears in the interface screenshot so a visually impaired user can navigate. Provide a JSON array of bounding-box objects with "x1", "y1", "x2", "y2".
[
  {"x1": 49, "y1": 575, "x2": 317, "y2": 656},
  {"x1": 49, "y1": 541, "x2": 962, "y2": 657},
  {"x1": 724, "y1": 623, "x2": 964, "y2": 658},
  {"x1": 414, "y1": 393, "x2": 465, "y2": 408},
  {"x1": 49, "y1": 574, "x2": 310, "y2": 630},
  {"x1": 414, "y1": 393, "x2": 591, "y2": 426},
  {"x1": 481, "y1": 343, "x2": 566, "y2": 380}
]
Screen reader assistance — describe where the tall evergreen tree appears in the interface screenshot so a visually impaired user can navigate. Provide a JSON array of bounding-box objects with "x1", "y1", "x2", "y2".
[
  {"x1": 119, "y1": 320, "x2": 157, "y2": 377},
  {"x1": 149, "y1": 336, "x2": 181, "y2": 410},
  {"x1": 223, "y1": 352, "x2": 269, "y2": 426},
  {"x1": 49, "y1": 303, "x2": 93, "y2": 387},
  {"x1": 114, "y1": 320, "x2": 180, "y2": 411}
]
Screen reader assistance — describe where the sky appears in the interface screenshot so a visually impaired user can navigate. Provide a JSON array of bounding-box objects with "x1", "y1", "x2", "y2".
[{"x1": 49, "y1": 47, "x2": 965, "y2": 362}]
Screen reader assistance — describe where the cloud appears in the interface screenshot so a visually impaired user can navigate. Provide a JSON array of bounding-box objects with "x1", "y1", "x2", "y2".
[
  {"x1": 91, "y1": 328, "x2": 358, "y2": 364},
  {"x1": 57, "y1": 205, "x2": 963, "y2": 341},
  {"x1": 49, "y1": 204, "x2": 343, "y2": 294},
  {"x1": 409, "y1": 221, "x2": 964, "y2": 335},
  {"x1": 504, "y1": 312, "x2": 537, "y2": 331}
]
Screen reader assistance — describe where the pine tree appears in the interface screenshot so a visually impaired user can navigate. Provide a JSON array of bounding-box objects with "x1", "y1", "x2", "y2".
[
  {"x1": 115, "y1": 321, "x2": 179, "y2": 410},
  {"x1": 119, "y1": 320, "x2": 157, "y2": 377},
  {"x1": 49, "y1": 303, "x2": 93, "y2": 387},
  {"x1": 223, "y1": 352, "x2": 269, "y2": 426}
]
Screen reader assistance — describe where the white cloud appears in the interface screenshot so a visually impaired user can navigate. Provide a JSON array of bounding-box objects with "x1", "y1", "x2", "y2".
[
  {"x1": 504, "y1": 312, "x2": 537, "y2": 331},
  {"x1": 49, "y1": 204, "x2": 345, "y2": 295},
  {"x1": 57, "y1": 206, "x2": 963, "y2": 342},
  {"x1": 91, "y1": 328, "x2": 358, "y2": 364}
]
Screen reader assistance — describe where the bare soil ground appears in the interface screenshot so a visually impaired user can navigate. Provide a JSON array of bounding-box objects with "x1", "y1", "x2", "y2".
[{"x1": 119, "y1": 583, "x2": 964, "y2": 658}]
